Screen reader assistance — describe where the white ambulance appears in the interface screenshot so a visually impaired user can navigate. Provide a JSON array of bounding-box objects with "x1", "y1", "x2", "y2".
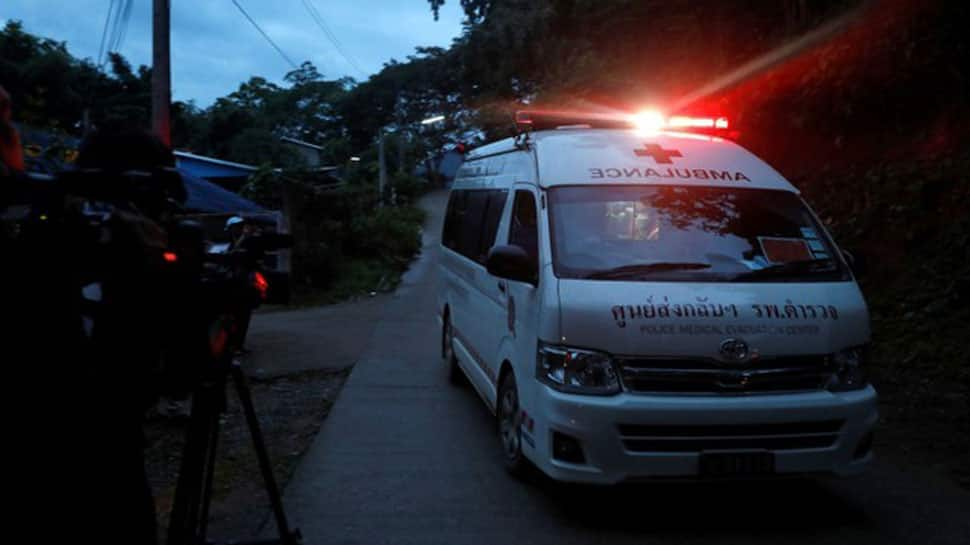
[{"x1": 436, "y1": 111, "x2": 877, "y2": 483}]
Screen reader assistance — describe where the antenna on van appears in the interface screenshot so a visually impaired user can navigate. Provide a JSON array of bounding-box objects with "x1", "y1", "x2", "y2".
[
  {"x1": 514, "y1": 111, "x2": 534, "y2": 134},
  {"x1": 514, "y1": 111, "x2": 533, "y2": 149}
]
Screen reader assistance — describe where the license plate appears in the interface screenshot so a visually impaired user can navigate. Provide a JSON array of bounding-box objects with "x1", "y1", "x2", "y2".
[{"x1": 699, "y1": 451, "x2": 775, "y2": 477}]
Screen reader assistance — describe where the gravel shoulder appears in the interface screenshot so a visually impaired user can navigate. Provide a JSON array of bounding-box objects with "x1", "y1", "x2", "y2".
[{"x1": 145, "y1": 367, "x2": 350, "y2": 542}]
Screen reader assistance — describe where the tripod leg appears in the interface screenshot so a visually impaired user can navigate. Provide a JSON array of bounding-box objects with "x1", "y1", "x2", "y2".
[
  {"x1": 230, "y1": 360, "x2": 301, "y2": 545},
  {"x1": 167, "y1": 383, "x2": 221, "y2": 545},
  {"x1": 198, "y1": 401, "x2": 221, "y2": 542},
  {"x1": 167, "y1": 388, "x2": 206, "y2": 544}
]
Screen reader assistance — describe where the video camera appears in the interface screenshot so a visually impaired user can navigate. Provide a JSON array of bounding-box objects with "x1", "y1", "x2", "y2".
[
  {"x1": 3, "y1": 160, "x2": 300, "y2": 545},
  {"x1": 2, "y1": 167, "x2": 291, "y2": 393}
]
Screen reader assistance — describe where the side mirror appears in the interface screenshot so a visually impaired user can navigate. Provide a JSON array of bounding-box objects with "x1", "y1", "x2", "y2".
[
  {"x1": 842, "y1": 249, "x2": 866, "y2": 277},
  {"x1": 486, "y1": 244, "x2": 536, "y2": 285}
]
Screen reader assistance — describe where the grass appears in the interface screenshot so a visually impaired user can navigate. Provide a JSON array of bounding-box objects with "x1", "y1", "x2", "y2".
[
  {"x1": 287, "y1": 258, "x2": 406, "y2": 307},
  {"x1": 262, "y1": 202, "x2": 428, "y2": 311}
]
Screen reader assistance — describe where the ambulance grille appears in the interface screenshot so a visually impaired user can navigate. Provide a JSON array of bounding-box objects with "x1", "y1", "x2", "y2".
[
  {"x1": 617, "y1": 356, "x2": 833, "y2": 394},
  {"x1": 617, "y1": 420, "x2": 844, "y2": 453}
]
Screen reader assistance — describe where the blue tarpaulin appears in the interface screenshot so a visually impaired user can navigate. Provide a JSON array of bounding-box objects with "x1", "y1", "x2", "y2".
[
  {"x1": 180, "y1": 169, "x2": 265, "y2": 213},
  {"x1": 17, "y1": 126, "x2": 264, "y2": 214}
]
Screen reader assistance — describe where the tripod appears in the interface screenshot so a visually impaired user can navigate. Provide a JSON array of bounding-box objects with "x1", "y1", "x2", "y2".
[{"x1": 166, "y1": 342, "x2": 302, "y2": 545}]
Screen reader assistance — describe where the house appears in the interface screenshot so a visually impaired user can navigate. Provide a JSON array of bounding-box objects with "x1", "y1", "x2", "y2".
[
  {"x1": 174, "y1": 151, "x2": 258, "y2": 192},
  {"x1": 416, "y1": 148, "x2": 465, "y2": 186},
  {"x1": 280, "y1": 136, "x2": 324, "y2": 169}
]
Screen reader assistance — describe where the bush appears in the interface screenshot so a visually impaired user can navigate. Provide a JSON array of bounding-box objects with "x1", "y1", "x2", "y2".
[
  {"x1": 348, "y1": 205, "x2": 426, "y2": 266},
  {"x1": 391, "y1": 172, "x2": 428, "y2": 205},
  {"x1": 239, "y1": 164, "x2": 281, "y2": 208},
  {"x1": 297, "y1": 238, "x2": 342, "y2": 288},
  {"x1": 271, "y1": 164, "x2": 427, "y2": 301}
]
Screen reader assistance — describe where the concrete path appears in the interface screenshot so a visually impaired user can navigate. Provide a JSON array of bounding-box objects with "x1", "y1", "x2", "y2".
[{"x1": 273, "y1": 190, "x2": 970, "y2": 545}]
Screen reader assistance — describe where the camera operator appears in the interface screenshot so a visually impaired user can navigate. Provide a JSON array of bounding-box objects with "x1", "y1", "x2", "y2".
[
  {"x1": 3, "y1": 87, "x2": 107, "y2": 542},
  {"x1": 224, "y1": 215, "x2": 261, "y2": 354},
  {"x1": 5, "y1": 124, "x2": 184, "y2": 545},
  {"x1": 82, "y1": 126, "x2": 182, "y2": 544}
]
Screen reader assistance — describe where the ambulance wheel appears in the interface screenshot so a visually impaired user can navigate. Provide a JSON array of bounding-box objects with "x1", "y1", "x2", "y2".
[
  {"x1": 442, "y1": 317, "x2": 464, "y2": 385},
  {"x1": 498, "y1": 372, "x2": 529, "y2": 476}
]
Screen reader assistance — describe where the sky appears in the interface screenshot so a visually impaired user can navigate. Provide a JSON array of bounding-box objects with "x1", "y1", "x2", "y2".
[{"x1": 2, "y1": 0, "x2": 465, "y2": 106}]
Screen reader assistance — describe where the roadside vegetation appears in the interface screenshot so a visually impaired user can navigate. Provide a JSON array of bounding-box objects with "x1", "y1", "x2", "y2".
[
  {"x1": 286, "y1": 199, "x2": 428, "y2": 306},
  {"x1": 240, "y1": 166, "x2": 429, "y2": 305},
  {"x1": 3, "y1": 1, "x2": 967, "y2": 485},
  {"x1": 1, "y1": 19, "x2": 433, "y2": 304}
]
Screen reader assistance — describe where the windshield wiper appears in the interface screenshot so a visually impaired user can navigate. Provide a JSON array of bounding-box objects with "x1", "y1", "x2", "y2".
[
  {"x1": 732, "y1": 258, "x2": 838, "y2": 281},
  {"x1": 584, "y1": 262, "x2": 711, "y2": 280}
]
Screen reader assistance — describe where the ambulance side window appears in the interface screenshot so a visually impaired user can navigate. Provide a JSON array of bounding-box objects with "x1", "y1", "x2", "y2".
[
  {"x1": 509, "y1": 190, "x2": 539, "y2": 276},
  {"x1": 443, "y1": 189, "x2": 508, "y2": 265},
  {"x1": 478, "y1": 190, "x2": 508, "y2": 263},
  {"x1": 457, "y1": 191, "x2": 489, "y2": 260},
  {"x1": 441, "y1": 190, "x2": 466, "y2": 252}
]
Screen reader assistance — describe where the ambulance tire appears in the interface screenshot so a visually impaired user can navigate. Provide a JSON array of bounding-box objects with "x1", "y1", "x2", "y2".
[
  {"x1": 498, "y1": 372, "x2": 531, "y2": 477},
  {"x1": 442, "y1": 316, "x2": 464, "y2": 385}
]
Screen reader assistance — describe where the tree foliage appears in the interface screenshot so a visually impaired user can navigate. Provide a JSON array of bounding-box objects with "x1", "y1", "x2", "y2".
[
  {"x1": 0, "y1": 20, "x2": 151, "y2": 130},
  {"x1": 2, "y1": 3, "x2": 967, "y2": 467}
]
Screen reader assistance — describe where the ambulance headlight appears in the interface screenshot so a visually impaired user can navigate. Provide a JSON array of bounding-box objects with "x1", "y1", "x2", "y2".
[
  {"x1": 537, "y1": 343, "x2": 621, "y2": 395},
  {"x1": 826, "y1": 346, "x2": 869, "y2": 392}
]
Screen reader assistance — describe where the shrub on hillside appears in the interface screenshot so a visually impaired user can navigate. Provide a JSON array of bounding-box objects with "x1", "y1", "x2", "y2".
[
  {"x1": 349, "y1": 206, "x2": 427, "y2": 266},
  {"x1": 391, "y1": 172, "x2": 428, "y2": 206}
]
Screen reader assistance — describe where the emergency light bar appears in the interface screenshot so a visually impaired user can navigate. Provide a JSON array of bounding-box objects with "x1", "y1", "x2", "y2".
[
  {"x1": 515, "y1": 110, "x2": 630, "y2": 131},
  {"x1": 667, "y1": 115, "x2": 730, "y2": 129},
  {"x1": 515, "y1": 110, "x2": 731, "y2": 136}
]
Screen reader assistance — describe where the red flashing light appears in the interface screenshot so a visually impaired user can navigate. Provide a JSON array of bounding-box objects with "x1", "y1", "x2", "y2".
[
  {"x1": 513, "y1": 109, "x2": 734, "y2": 138},
  {"x1": 515, "y1": 111, "x2": 534, "y2": 126},
  {"x1": 663, "y1": 116, "x2": 729, "y2": 130},
  {"x1": 631, "y1": 110, "x2": 666, "y2": 133},
  {"x1": 163, "y1": 251, "x2": 178, "y2": 263},
  {"x1": 253, "y1": 271, "x2": 269, "y2": 301}
]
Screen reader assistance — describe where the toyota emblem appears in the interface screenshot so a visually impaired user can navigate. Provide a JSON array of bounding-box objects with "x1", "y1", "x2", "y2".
[{"x1": 719, "y1": 338, "x2": 750, "y2": 363}]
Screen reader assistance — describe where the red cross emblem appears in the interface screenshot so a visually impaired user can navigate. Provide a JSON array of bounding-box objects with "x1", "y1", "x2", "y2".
[{"x1": 635, "y1": 143, "x2": 682, "y2": 164}]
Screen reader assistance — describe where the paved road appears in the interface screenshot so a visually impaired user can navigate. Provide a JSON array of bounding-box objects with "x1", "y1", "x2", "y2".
[{"x1": 275, "y1": 190, "x2": 970, "y2": 545}]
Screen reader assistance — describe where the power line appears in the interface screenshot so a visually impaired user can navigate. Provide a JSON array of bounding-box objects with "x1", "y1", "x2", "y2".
[
  {"x1": 300, "y1": 0, "x2": 368, "y2": 77},
  {"x1": 302, "y1": 0, "x2": 367, "y2": 76},
  {"x1": 116, "y1": 0, "x2": 134, "y2": 52},
  {"x1": 98, "y1": 0, "x2": 133, "y2": 67},
  {"x1": 230, "y1": 0, "x2": 299, "y2": 70},
  {"x1": 109, "y1": 0, "x2": 134, "y2": 55},
  {"x1": 97, "y1": 0, "x2": 117, "y2": 66}
]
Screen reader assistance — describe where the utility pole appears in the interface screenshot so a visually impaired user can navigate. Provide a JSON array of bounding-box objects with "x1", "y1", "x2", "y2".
[{"x1": 152, "y1": 0, "x2": 172, "y2": 147}]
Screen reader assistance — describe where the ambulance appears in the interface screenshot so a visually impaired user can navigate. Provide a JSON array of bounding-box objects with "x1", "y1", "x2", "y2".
[{"x1": 436, "y1": 110, "x2": 877, "y2": 483}]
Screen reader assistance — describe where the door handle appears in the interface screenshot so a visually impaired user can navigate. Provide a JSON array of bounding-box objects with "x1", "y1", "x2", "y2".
[{"x1": 497, "y1": 281, "x2": 506, "y2": 293}]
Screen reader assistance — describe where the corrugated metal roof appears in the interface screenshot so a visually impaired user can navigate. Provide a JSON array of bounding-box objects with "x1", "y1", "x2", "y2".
[{"x1": 174, "y1": 151, "x2": 258, "y2": 171}]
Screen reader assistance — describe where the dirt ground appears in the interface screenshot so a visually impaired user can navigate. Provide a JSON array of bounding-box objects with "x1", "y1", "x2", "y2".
[{"x1": 144, "y1": 366, "x2": 351, "y2": 542}]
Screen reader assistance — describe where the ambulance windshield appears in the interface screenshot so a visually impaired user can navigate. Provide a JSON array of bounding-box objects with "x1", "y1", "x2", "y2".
[{"x1": 547, "y1": 185, "x2": 850, "y2": 282}]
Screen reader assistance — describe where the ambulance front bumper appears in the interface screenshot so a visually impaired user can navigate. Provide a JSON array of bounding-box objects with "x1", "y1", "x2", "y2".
[{"x1": 527, "y1": 385, "x2": 878, "y2": 485}]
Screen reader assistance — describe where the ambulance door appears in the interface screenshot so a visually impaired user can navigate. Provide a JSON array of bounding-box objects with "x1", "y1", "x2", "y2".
[
  {"x1": 466, "y1": 183, "x2": 511, "y2": 392},
  {"x1": 501, "y1": 186, "x2": 542, "y2": 382}
]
